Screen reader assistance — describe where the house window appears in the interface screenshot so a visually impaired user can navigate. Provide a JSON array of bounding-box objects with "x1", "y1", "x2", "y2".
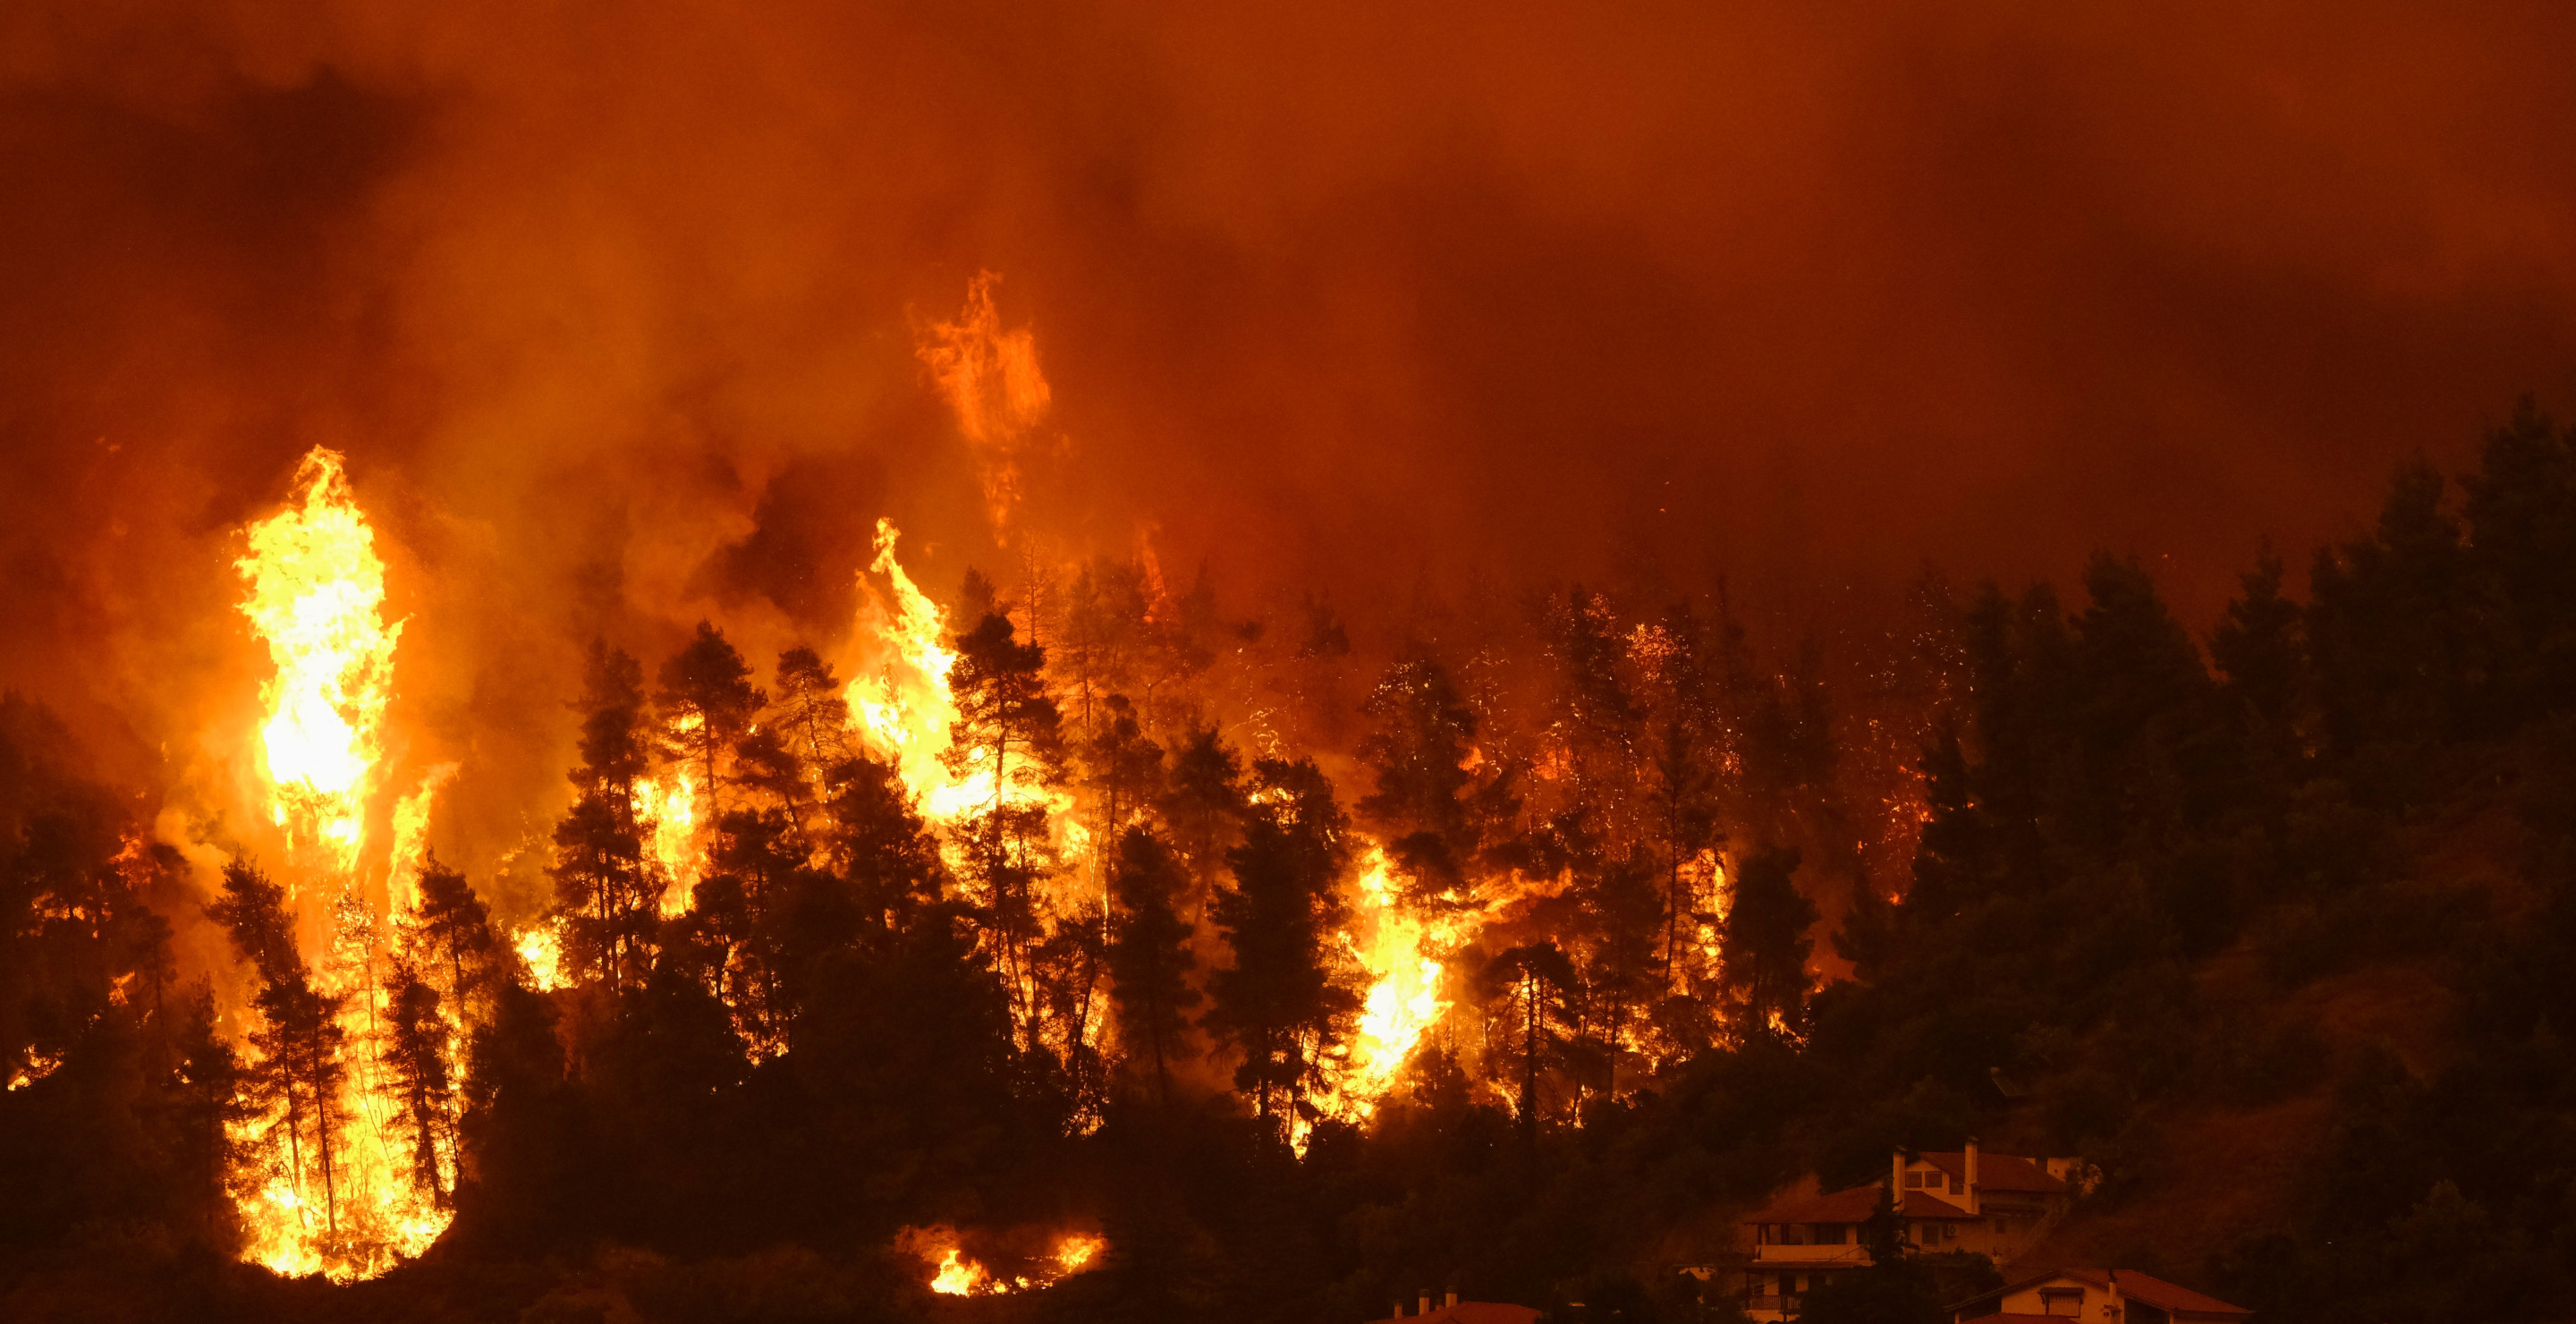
[
  {"x1": 1943, "y1": 1223, "x2": 1956, "y2": 1242},
  {"x1": 1816, "y1": 1224, "x2": 1847, "y2": 1245},
  {"x1": 1905, "y1": 1171, "x2": 1924, "y2": 1189},
  {"x1": 2040, "y1": 1288, "x2": 2083, "y2": 1316}
]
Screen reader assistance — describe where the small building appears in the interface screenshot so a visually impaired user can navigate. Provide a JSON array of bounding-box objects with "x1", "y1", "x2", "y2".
[
  {"x1": 1948, "y1": 1269, "x2": 2250, "y2": 1324},
  {"x1": 1367, "y1": 1290, "x2": 1539, "y2": 1324},
  {"x1": 1734, "y1": 1142, "x2": 2081, "y2": 1320}
]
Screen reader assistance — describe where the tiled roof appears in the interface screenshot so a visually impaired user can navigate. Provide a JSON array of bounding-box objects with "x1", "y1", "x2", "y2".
[
  {"x1": 1743, "y1": 1183, "x2": 1977, "y2": 1225},
  {"x1": 1950, "y1": 1269, "x2": 2250, "y2": 1320},
  {"x1": 1919, "y1": 1151, "x2": 2069, "y2": 1195}
]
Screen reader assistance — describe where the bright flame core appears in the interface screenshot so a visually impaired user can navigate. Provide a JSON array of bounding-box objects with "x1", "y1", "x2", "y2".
[
  {"x1": 235, "y1": 449, "x2": 402, "y2": 873},
  {"x1": 843, "y1": 519, "x2": 967, "y2": 816},
  {"x1": 906, "y1": 1226, "x2": 1105, "y2": 1296}
]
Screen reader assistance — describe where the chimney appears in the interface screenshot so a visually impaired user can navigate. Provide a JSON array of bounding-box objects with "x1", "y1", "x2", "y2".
[
  {"x1": 1964, "y1": 1138, "x2": 1980, "y2": 1216},
  {"x1": 1891, "y1": 1150, "x2": 1905, "y2": 1207},
  {"x1": 1446, "y1": 1290, "x2": 1460, "y2": 1309},
  {"x1": 1420, "y1": 1291, "x2": 1434, "y2": 1316},
  {"x1": 2106, "y1": 1270, "x2": 2123, "y2": 1321},
  {"x1": 1394, "y1": 1304, "x2": 1406, "y2": 1320}
]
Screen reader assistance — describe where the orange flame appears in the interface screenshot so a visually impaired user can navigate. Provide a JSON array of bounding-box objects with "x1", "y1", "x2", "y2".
[
  {"x1": 386, "y1": 762, "x2": 458, "y2": 913},
  {"x1": 843, "y1": 520, "x2": 970, "y2": 819},
  {"x1": 902, "y1": 1226, "x2": 1105, "y2": 1296},
  {"x1": 634, "y1": 762, "x2": 701, "y2": 915},
  {"x1": 230, "y1": 447, "x2": 454, "y2": 1281},
  {"x1": 234, "y1": 448, "x2": 402, "y2": 873},
  {"x1": 919, "y1": 272, "x2": 1051, "y2": 536}
]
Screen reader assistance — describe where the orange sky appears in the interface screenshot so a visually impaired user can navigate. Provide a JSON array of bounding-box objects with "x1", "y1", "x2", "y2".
[{"x1": 5, "y1": 1, "x2": 2576, "y2": 812}]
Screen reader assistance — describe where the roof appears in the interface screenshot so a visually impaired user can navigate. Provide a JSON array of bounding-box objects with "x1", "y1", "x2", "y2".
[
  {"x1": 1949, "y1": 1269, "x2": 2250, "y2": 1320},
  {"x1": 1365, "y1": 1303, "x2": 1540, "y2": 1324},
  {"x1": 1743, "y1": 1184, "x2": 1978, "y2": 1225},
  {"x1": 1919, "y1": 1151, "x2": 2070, "y2": 1195}
]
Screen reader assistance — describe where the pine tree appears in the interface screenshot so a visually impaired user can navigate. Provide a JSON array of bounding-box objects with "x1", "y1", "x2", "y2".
[
  {"x1": 168, "y1": 980, "x2": 249, "y2": 1242},
  {"x1": 208, "y1": 860, "x2": 351, "y2": 1238},
  {"x1": 944, "y1": 603, "x2": 1068, "y2": 1046},
  {"x1": 820, "y1": 753, "x2": 946, "y2": 925},
  {"x1": 658, "y1": 621, "x2": 767, "y2": 822},
  {"x1": 1356, "y1": 644, "x2": 1483, "y2": 905},
  {"x1": 1479, "y1": 941, "x2": 1575, "y2": 1140},
  {"x1": 773, "y1": 647, "x2": 857, "y2": 772},
  {"x1": 1107, "y1": 828, "x2": 1199, "y2": 1106},
  {"x1": 381, "y1": 959, "x2": 453, "y2": 1204},
  {"x1": 550, "y1": 642, "x2": 661, "y2": 990},
  {"x1": 1161, "y1": 727, "x2": 1245, "y2": 928},
  {"x1": 410, "y1": 853, "x2": 497, "y2": 1017},
  {"x1": 1721, "y1": 844, "x2": 1818, "y2": 1040},
  {"x1": 1205, "y1": 759, "x2": 1360, "y2": 1136}
]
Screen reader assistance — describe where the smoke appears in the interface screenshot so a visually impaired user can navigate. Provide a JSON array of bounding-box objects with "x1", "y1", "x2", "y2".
[{"x1": 6, "y1": 0, "x2": 2576, "y2": 894}]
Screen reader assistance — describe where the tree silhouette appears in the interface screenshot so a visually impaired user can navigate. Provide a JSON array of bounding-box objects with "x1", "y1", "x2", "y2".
[
  {"x1": 1721, "y1": 844, "x2": 1818, "y2": 1039},
  {"x1": 945, "y1": 603, "x2": 1068, "y2": 1048},
  {"x1": 550, "y1": 642, "x2": 660, "y2": 990},
  {"x1": 1356, "y1": 643, "x2": 1482, "y2": 905},
  {"x1": 208, "y1": 860, "x2": 351, "y2": 1238},
  {"x1": 1479, "y1": 941, "x2": 1576, "y2": 1140},
  {"x1": 659, "y1": 621, "x2": 767, "y2": 823},
  {"x1": 381, "y1": 959, "x2": 453, "y2": 1204},
  {"x1": 1206, "y1": 759, "x2": 1359, "y2": 1136},
  {"x1": 1161, "y1": 726, "x2": 1245, "y2": 928},
  {"x1": 1107, "y1": 828, "x2": 1199, "y2": 1106}
]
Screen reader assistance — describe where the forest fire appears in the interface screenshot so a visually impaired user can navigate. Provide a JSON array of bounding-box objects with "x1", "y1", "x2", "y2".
[
  {"x1": 905, "y1": 1226, "x2": 1105, "y2": 1297},
  {"x1": 224, "y1": 448, "x2": 456, "y2": 1281},
  {"x1": 160, "y1": 285, "x2": 1809, "y2": 1286},
  {"x1": 1327, "y1": 848, "x2": 1457, "y2": 1120},
  {"x1": 13, "y1": 9, "x2": 2576, "y2": 1323},
  {"x1": 234, "y1": 450, "x2": 401, "y2": 877}
]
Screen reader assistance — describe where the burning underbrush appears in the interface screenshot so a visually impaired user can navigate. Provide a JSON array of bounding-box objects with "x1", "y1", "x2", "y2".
[{"x1": 897, "y1": 1224, "x2": 1106, "y2": 1297}]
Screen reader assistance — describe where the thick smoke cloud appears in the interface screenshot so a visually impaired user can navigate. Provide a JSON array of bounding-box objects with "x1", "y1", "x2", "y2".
[{"x1": 5, "y1": 1, "x2": 2576, "y2": 883}]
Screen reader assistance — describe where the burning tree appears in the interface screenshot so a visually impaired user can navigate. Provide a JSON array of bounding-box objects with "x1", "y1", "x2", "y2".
[
  {"x1": 1207, "y1": 759, "x2": 1362, "y2": 1140},
  {"x1": 206, "y1": 860, "x2": 353, "y2": 1256}
]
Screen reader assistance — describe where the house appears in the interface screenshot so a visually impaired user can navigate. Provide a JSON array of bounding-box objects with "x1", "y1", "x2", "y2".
[
  {"x1": 1948, "y1": 1269, "x2": 2250, "y2": 1324},
  {"x1": 1367, "y1": 1290, "x2": 1539, "y2": 1324},
  {"x1": 1733, "y1": 1142, "x2": 2081, "y2": 1321}
]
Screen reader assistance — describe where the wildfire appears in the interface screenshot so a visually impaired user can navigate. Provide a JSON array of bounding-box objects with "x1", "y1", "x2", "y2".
[
  {"x1": 1337, "y1": 848, "x2": 1453, "y2": 1112},
  {"x1": 903, "y1": 1226, "x2": 1106, "y2": 1297},
  {"x1": 8, "y1": 1050, "x2": 64, "y2": 1091},
  {"x1": 387, "y1": 763, "x2": 459, "y2": 913},
  {"x1": 919, "y1": 271, "x2": 1052, "y2": 536},
  {"x1": 843, "y1": 519, "x2": 968, "y2": 818},
  {"x1": 229, "y1": 447, "x2": 454, "y2": 1282},
  {"x1": 634, "y1": 764, "x2": 701, "y2": 915},
  {"x1": 1054, "y1": 1232, "x2": 1105, "y2": 1272},
  {"x1": 235, "y1": 448, "x2": 402, "y2": 874},
  {"x1": 517, "y1": 921, "x2": 569, "y2": 992},
  {"x1": 930, "y1": 1247, "x2": 985, "y2": 1295}
]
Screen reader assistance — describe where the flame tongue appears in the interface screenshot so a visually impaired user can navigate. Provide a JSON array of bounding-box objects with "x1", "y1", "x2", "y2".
[
  {"x1": 236, "y1": 448, "x2": 402, "y2": 874},
  {"x1": 230, "y1": 447, "x2": 456, "y2": 1281}
]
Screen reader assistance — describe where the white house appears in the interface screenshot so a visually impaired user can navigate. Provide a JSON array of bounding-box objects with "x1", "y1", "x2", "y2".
[{"x1": 1733, "y1": 1142, "x2": 2082, "y2": 1320}]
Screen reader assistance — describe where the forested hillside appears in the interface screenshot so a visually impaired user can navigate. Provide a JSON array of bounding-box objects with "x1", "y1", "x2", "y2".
[{"x1": 10, "y1": 405, "x2": 2576, "y2": 1324}]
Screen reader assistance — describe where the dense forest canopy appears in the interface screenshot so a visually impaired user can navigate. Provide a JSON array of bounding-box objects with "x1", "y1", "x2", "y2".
[{"x1": 9, "y1": 403, "x2": 2576, "y2": 1324}]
